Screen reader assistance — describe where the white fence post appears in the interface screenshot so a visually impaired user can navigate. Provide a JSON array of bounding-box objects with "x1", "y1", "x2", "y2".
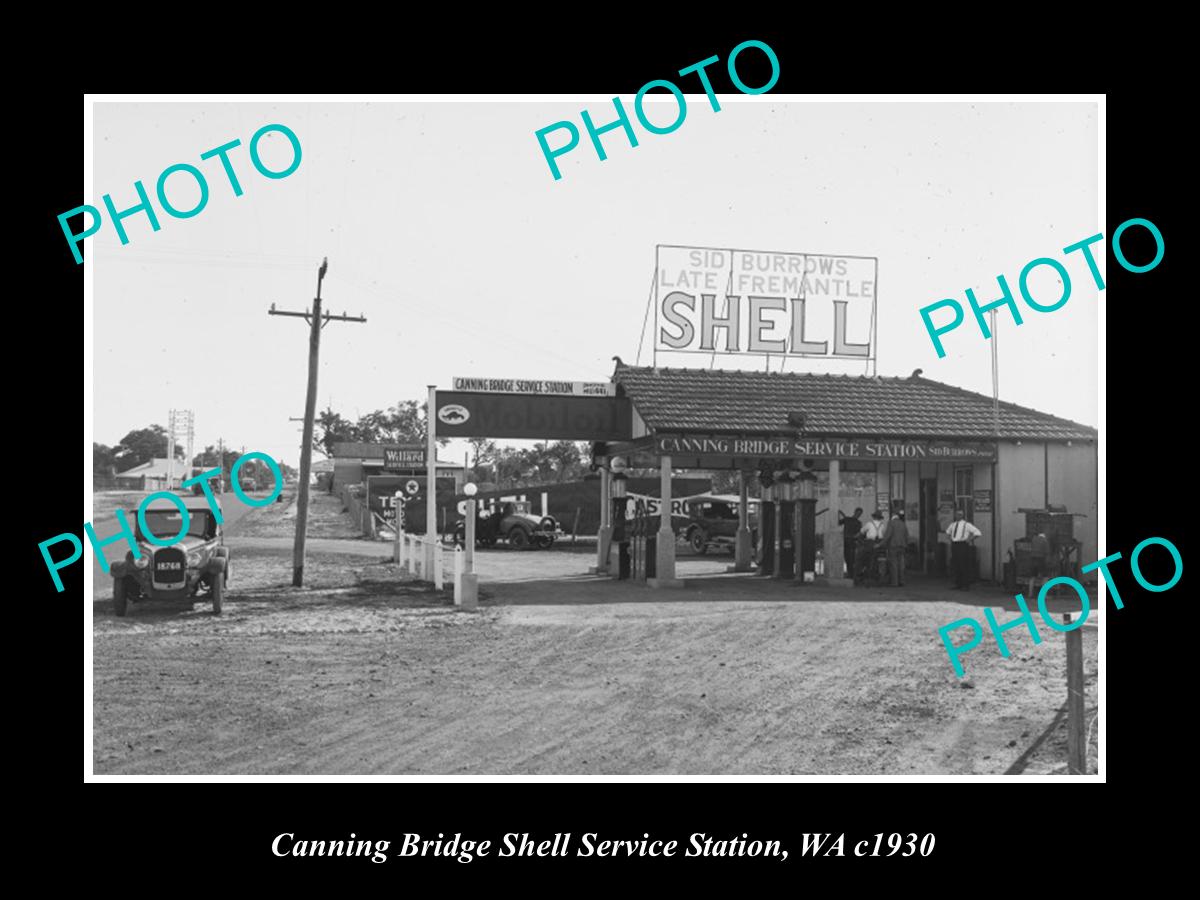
[
  {"x1": 454, "y1": 546, "x2": 464, "y2": 605},
  {"x1": 434, "y1": 541, "x2": 445, "y2": 589}
]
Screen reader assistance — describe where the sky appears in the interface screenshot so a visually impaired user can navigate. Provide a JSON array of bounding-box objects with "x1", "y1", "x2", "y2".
[{"x1": 92, "y1": 99, "x2": 1098, "y2": 469}]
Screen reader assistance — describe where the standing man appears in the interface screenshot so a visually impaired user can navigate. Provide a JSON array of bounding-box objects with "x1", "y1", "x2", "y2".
[
  {"x1": 838, "y1": 507, "x2": 864, "y2": 578},
  {"x1": 882, "y1": 507, "x2": 909, "y2": 587},
  {"x1": 857, "y1": 510, "x2": 886, "y2": 584},
  {"x1": 947, "y1": 509, "x2": 983, "y2": 590}
]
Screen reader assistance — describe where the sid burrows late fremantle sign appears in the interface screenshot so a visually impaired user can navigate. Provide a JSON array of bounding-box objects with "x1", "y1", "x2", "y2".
[
  {"x1": 654, "y1": 245, "x2": 878, "y2": 360},
  {"x1": 655, "y1": 435, "x2": 997, "y2": 461}
]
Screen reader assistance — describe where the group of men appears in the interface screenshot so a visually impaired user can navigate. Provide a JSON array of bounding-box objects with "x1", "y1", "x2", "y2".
[{"x1": 838, "y1": 506, "x2": 982, "y2": 590}]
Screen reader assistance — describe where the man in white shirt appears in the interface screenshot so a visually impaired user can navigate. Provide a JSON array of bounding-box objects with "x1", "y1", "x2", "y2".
[
  {"x1": 855, "y1": 510, "x2": 887, "y2": 583},
  {"x1": 863, "y1": 510, "x2": 886, "y2": 542},
  {"x1": 947, "y1": 509, "x2": 983, "y2": 590}
]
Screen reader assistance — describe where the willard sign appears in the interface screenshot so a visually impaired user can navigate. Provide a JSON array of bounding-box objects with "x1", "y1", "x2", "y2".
[
  {"x1": 383, "y1": 445, "x2": 425, "y2": 468},
  {"x1": 655, "y1": 245, "x2": 878, "y2": 360},
  {"x1": 655, "y1": 435, "x2": 996, "y2": 461}
]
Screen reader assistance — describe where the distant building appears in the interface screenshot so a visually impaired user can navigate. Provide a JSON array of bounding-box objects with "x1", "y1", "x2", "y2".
[
  {"x1": 113, "y1": 458, "x2": 192, "y2": 491},
  {"x1": 330, "y1": 442, "x2": 464, "y2": 490}
]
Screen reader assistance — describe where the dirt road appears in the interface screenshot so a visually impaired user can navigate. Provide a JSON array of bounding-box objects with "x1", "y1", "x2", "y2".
[
  {"x1": 92, "y1": 489, "x2": 1097, "y2": 776},
  {"x1": 93, "y1": 564, "x2": 1096, "y2": 775}
]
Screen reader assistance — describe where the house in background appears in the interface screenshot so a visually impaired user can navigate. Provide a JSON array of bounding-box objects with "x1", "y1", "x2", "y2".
[{"x1": 113, "y1": 458, "x2": 191, "y2": 491}]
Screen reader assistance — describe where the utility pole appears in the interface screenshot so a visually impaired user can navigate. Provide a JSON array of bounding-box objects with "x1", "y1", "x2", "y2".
[
  {"x1": 166, "y1": 409, "x2": 175, "y2": 490},
  {"x1": 269, "y1": 258, "x2": 366, "y2": 586},
  {"x1": 166, "y1": 409, "x2": 194, "y2": 490},
  {"x1": 183, "y1": 411, "x2": 195, "y2": 482}
]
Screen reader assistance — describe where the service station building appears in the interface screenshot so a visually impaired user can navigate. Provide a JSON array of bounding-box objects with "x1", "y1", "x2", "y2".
[
  {"x1": 433, "y1": 361, "x2": 1097, "y2": 589},
  {"x1": 597, "y1": 362, "x2": 1097, "y2": 587}
]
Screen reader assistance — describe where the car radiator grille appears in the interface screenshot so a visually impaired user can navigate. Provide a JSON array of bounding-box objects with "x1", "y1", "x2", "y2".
[{"x1": 152, "y1": 547, "x2": 186, "y2": 586}]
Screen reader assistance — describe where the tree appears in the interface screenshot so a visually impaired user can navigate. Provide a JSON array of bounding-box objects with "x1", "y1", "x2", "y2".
[
  {"x1": 313, "y1": 399, "x2": 449, "y2": 456},
  {"x1": 113, "y1": 425, "x2": 184, "y2": 473},
  {"x1": 190, "y1": 445, "x2": 243, "y2": 485},
  {"x1": 93, "y1": 443, "x2": 117, "y2": 476},
  {"x1": 313, "y1": 407, "x2": 358, "y2": 458},
  {"x1": 492, "y1": 446, "x2": 528, "y2": 487},
  {"x1": 466, "y1": 437, "x2": 498, "y2": 481},
  {"x1": 544, "y1": 440, "x2": 586, "y2": 482},
  {"x1": 364, "y1": 400, "x2": 449, "y2": 447}
]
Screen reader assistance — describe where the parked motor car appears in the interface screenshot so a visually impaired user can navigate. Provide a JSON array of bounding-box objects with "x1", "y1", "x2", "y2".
[
  {"x1": 681, "y1": 495, "x2": 759, "y2": 555},
  {"x1": 190, "y1": 474, "x2": 234, "y2": 496},
  {"x1": 108, "y1": 494, "x2": 229, "y2": 616},
  {"x1": 455, "y1": 500, "x2": 560, "y2": 550}
]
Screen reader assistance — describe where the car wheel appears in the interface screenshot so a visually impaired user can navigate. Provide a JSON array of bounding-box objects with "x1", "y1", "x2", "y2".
[
  {"x1": 113, "y1": 577, "x2": 128, "y2": 617},
  {"x1": 689, "y1": 529, "x2": 707, "y2": 554},
  {"x1": 509, "y1": 527, "x2": 530, "y2": 550},
  {"x1": 211, "y1": 571, "x2": 224, "y2": 616}
]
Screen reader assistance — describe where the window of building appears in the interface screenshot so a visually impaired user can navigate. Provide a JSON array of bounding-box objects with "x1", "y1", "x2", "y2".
[{"x1": 955, "y1": 467, "x2": 974, "y2": 521}]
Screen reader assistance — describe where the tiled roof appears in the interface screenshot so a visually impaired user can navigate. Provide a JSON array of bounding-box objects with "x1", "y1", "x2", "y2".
[{"x1": 613, "y1": 363, "x2": 1096, "y2": 440}]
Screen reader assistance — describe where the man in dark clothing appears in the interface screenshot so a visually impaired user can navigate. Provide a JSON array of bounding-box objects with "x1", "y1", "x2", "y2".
[
  {"x1": 838, "y1": 507, "x2": 863, "y2": 578},
  {"x1": 881, "y1": 510, "x2": 909, "y2": 587},
  {"x1": 946, "y1": 509, "x2": 983, "y2": 589}
]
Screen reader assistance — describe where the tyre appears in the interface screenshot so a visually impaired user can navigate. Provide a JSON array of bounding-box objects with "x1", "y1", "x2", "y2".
[
  {"x1": 689, "y1": 529, "x2": 707, "y2": 554},
  {"x1": 508, "y1": 527, "x2": 530, "y2": 550},
  {"x1": 113, "y1": 577, "x2": 128, "y2": 617},
  {"x1": 212, "y1": 547, "x2": 231, "y2": 585},
  {"x1": 211, "y1": 570, "x2": 224, "y2": 615}
]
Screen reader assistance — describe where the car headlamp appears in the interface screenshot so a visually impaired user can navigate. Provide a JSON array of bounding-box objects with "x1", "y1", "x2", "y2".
[
  {"x1": 186, "y1": 551, "x2": 202, "y2": 567},
  {"x1": 133, "y1": 555, "x2": 150, "y2": 569}
]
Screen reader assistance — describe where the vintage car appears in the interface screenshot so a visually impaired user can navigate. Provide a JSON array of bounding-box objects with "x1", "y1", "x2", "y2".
[
  {"x1": 681, "y1": 495, "x2": 759, "y2": 555},
  {"x1": 455, "y1": 500, "x2": 560, "y2": 550},
  {"x1": 108, "y1": 495, "x2": 229, "y2": 616}
]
